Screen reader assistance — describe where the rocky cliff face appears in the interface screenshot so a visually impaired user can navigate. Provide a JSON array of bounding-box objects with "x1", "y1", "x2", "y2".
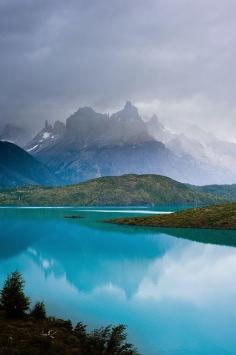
[
  {"x1": 25, "y1": 102, "x2": 181, "y2": 184},
  {"x1": 24, "y1": 102, "x2": 236, "y2": 185}
]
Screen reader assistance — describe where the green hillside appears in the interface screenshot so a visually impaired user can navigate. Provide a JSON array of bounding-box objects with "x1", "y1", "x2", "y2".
[
  {"x1": 197, "y1": 184, "x2": 236, "y2": 201},
  {"x1": 0, "y1": 174, "x2": 226, "y2": 206},
  {"x1": 108, "y1": 203, "x2": 236, "y2": 229},
  {"x1": 0, "y1": 141, "x2": 59, "y2": 187}
]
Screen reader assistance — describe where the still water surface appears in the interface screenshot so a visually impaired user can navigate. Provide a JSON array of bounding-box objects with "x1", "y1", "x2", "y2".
[{"x1": 0, "y1": 207, "x2": 236, "y2": 355}]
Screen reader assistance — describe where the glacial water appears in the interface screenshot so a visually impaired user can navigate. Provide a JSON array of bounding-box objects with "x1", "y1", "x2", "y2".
[{"x1": 0, "y1": 207, "x2": 236, "y2": 355}]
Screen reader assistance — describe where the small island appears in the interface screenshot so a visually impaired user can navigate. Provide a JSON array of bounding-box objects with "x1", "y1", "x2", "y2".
[{"x1": 107, "y1": 203, "x2": 236, "y2": 230}]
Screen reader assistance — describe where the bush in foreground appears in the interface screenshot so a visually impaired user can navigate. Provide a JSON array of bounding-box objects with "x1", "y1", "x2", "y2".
[
  {"x1": 0, "y1": 271, "x2": 30, "y2": 318},
  {"x1": 30, "y1": 302, "x2": 47, "y2": 320},
  {"x1": 0, "y1": 272, "x2": 139, "y2": 355}
]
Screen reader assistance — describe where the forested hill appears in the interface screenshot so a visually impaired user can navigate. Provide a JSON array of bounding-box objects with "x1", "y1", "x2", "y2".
[{"x1": 0, "y1": 174, "x2": 226, "y2": 206}]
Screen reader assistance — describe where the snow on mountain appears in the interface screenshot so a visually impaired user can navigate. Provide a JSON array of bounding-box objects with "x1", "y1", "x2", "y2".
[{"x1": 25, "y1": 120, "x2": 65, "y2": 153}]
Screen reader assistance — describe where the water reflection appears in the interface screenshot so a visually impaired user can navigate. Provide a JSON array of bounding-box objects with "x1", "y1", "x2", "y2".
[{"x1": 0, "y1": 208, "x2": 236, "y2": 354}]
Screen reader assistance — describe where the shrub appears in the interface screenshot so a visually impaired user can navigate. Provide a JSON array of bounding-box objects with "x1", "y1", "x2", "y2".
[
  {"x1": 74, "y1": 321, "x2": 87, "y2": 347},
  {"x1": 87, "y1": 324, "x2": 138, "y2": 355},
  {"x1": 74, "y1": 321, "x2": 87, "y2": 338},
  {"x1": 0, "y1": 271, "x2": 30, "y2": 318},
  {"x1": 31, "y1": 302, "x2": 46, "y2": 320},
  {"x1": 50, "y1": 319, "x2": 73, "y2": 331}
]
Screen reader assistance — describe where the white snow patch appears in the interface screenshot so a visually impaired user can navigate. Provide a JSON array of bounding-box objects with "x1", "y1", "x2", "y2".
[
  {"x1": 0, "y1": 139, "x2": 15, "y2": 143},
  {"x1": 27, "y1": 144, "x2": 38, "y2": 152},
  {"x1": 43, "y1": 132, "x2": 50, "y2": 139}
]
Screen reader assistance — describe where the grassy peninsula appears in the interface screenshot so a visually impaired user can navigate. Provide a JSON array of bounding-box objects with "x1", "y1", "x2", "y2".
[
  {"x1": 0, "y1": 174, "x2": 226, "y2": 206},
  {"x1": 108, "y1": 203, "x2": 236, "y2": 230}
]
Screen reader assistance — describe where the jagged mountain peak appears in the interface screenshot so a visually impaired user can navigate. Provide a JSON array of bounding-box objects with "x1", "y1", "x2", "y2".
[
  {"x1": 123, "y1": 100, "x2": 137, "y2": 112},
  {"x1": 44, "y1": 120, "x2": 53, "y2": 131},
  {"x1": 76, "y1": 106, "x2": 97, "y2": 116},
  {"x1": 148, "y1": 114, "x2": 165, "y2": 129},
  {"x1": 66, "y1": 106, "x2": 107, "y2": 127},
  {"x1": 111, "y1": 101, "x2": 141, "y2": 122},
  {"x1": 71, "y1": 106, "x2": 110, "y2": 121}
]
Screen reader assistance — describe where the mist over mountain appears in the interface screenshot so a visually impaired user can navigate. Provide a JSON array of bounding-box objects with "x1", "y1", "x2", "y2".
[
  {"x1": 0, "y1": 103, "x2": 232, "y2": 187},
  {"x1": 147, "y1": 115, "x2": 236, "y2": 174},
  {"x1": 23, "y1": 102, "x2": 236, "y2": 185},
  {"x1": 0, "y1": 124, "x2": 30, "y2": 147}
]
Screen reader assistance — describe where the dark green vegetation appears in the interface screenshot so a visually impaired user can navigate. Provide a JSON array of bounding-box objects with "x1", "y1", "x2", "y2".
[
  {"x1": 198, "y1": 184, "x2": 236, "y2": 202},
  {"x1": 30, "y1": 302, "x2": 47, "y2": 320},
  {"x1": 0, "y1": 174, "x2": 227, "y2": 206},
  {"x1": 0, "y1": 272, "x2": 138, "y2": 355},
  {"x1": 0, "y1": 141, "x2": 59, "y2": 187},
  {"x1": 108, "y1": 203, "x2": 236, "y2": 230},
  {"x1": 0, "y1": 271, "x2": 30, "y2": 318}
]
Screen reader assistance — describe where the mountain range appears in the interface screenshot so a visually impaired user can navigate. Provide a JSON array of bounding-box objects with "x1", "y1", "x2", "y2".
[
  {"x1": 146, "y1": 115, "x2": 236, "y2": 184},
  {"x1": 22, "y1": 101, "x2": 236, "y2": 185},
  {"x1": 1, "y1": 101, "x2": 235, "y2": 186}
]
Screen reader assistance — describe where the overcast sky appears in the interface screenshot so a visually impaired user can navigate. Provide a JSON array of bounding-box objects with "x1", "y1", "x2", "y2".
[{"x1": 0, "y1": 0, "x2": 236, "y2": 141}]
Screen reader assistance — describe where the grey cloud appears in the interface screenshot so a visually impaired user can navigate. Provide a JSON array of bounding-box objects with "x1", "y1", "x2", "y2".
[{"x1": 0, "y1": 0, "x2": 235, "y2": 141}]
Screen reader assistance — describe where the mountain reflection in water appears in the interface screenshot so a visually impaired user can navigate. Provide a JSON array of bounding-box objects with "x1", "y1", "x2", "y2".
[{"x1": 0, "y1": 207, "x2": 235, "y2": 355}]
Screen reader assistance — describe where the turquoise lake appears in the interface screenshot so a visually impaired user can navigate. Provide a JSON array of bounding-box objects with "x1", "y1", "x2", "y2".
[{"x1": 0, "y1": 207, "x2": 236, "y2": 355}]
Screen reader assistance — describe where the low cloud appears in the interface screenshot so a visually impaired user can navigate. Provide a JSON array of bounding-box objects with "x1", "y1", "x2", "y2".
[{"x1": 0, "y1": 0, "x2": 235, "y2": 141}]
